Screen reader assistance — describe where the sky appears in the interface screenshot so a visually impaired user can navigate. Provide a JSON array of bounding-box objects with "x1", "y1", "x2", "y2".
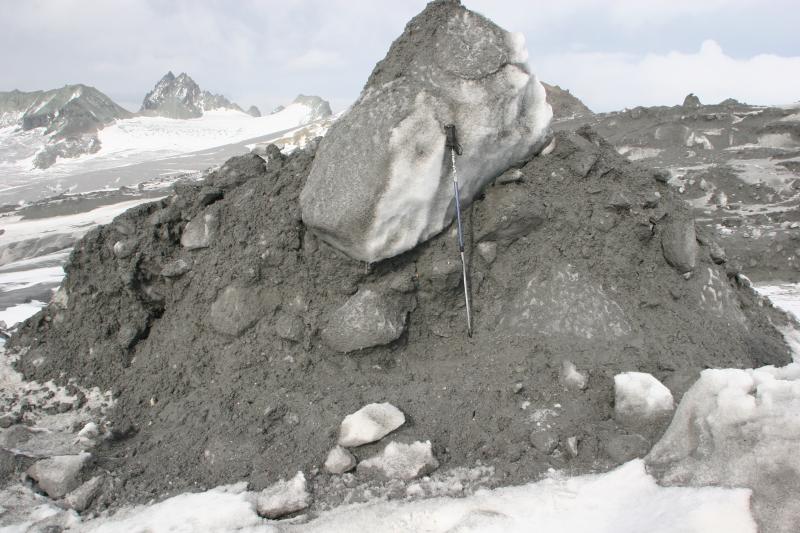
[{"x1": 1, "y1": 0, "x2": 799, "y2": 114}]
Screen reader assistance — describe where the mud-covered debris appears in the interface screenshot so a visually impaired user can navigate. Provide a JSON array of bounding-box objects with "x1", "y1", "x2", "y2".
[{"x1": 321, "y1": 289, "x2": 411, "y2": 353}]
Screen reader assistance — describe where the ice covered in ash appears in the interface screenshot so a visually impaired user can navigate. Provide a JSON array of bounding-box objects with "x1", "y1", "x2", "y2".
[
  {"x1": 300, "y1": 0, "x2": 552, "y2": 262},
  {"x1": 647, "y1": 363, "x2": 800, "y2": 533}
]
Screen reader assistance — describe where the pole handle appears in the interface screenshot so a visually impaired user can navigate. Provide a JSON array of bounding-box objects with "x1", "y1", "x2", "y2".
[{"x1": 444, "y1": 124, "x2": 463, "y2": 155}]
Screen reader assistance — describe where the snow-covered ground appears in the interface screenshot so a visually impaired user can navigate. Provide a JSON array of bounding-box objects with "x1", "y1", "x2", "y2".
[{"x1": 0, "y1": 102, "x2": 324, "y2": 204}]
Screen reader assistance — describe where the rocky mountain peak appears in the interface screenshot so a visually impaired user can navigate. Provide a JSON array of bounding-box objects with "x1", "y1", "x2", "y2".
[{"x1": 139, "y1": 71, "x2": 243, "y2": 119}]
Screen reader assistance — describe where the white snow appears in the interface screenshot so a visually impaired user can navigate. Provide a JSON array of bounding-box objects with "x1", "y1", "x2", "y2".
[
  {"x1": 357, "y1": 440, "x2": 439, "y2": 481},
  {"x1": 0, "y1": 300, "x2": 47, "y2": 328},
  {"x1": 617, "y1": 145, "x2": 663, "y2": 160},
  {"x1": 755, "y1": 283, "x2": 800, "y2": 321},
  {"x1": 338, "y1": 402, "x2": 405, "y2": 447},
  {"x1": 614, "y1": 372, "x2": 674, "y2": 421},
  {"x1": 65, "y1": 460, "x2": 754, "y2": 533}
]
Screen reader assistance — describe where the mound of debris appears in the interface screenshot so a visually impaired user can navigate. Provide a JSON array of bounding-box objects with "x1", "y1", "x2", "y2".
[
  {"x1": 4, "y1": 0, "x2": 795, "y2": 521},
  {"x1": 7, "y1": 123, "x2": 793, "y2": 510}
]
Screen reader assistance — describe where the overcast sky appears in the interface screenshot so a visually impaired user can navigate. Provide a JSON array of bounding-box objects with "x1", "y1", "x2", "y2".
[{"x1": 1, "y1": 0, "x2": 798, "y2": 114}]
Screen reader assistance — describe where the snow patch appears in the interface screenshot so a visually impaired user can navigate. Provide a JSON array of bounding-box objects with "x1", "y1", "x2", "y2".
[{"x1": 614, "y1": 372, "x2": 674, "y2": 422}]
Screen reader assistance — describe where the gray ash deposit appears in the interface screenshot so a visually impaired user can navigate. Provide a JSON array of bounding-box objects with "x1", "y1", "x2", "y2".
[
  {"x1": 4, "y1": 0, "x2": 796, "y2": 515},
  {"x1": 8, "y1": 127, "x2": 793, "y2": 508}
]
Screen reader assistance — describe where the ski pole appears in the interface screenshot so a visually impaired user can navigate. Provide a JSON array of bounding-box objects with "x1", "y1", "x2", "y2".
[{"x1": 444, "y1": 124, "x2": 473, "y2": 337}]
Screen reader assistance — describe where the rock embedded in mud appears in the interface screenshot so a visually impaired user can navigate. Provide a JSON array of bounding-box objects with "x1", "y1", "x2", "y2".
[
  {"x1": 64, "y1": 475, "x2": 104, "y2": 512},
  {"x1": 180, "y1": 210, "x2": 218, "y2": 250},
  {"x1": 529, "y1": 431, "x2": 559, "y2": 455},
  {"x1": 255, "y1": 471, "x2": 311, "y2": 519},
  {"x1": 274, "y1": 313, "x2": 304, "y2": 342},
  {"x1": 300, "y1": 0, "x2": 552, "y2": 262},
  {"x1": 560, "y1": 360, "x2": 588, "y2": 391},
  {"x1": 708, "y1": 241, "x2": 727, "y2": 264},
  {"x1": 661, "y1": 215, "x2": 698, "y2": 274},
  {"x1": 338, "y1": 402, "x2": 405, "y2": 447},
  {"x1": 26, "y1": 453, "x2": 90, "y2": 499},
  {"x1": 207, "y1": 284, "x2": 279, "y2": 337},
  {"x1": 112, "y1": 239, "x2": 136, "y2": 259},
  {"x1": 603, "y1": 433, "x2": 650, "y2": 463},
  {"x1": 161, "y1": 258, "x2": 192, "y2": 278},
  {"x1": 323, "y1": 445, "x2": 357, "y2": 475},
  {"x1": 321, "y1": 289, "x2": 410, "y2": 353},
  {"x1": 357, "y1": 441, "x2": 439, "y2": 481}
]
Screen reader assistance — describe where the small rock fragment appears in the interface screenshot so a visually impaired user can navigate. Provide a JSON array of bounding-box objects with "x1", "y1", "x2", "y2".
[
  {"x1": 338, "y1": 403, "x2": 405, "y2": 447},
  {"x1": 565, "y1": 436, "x2": 579, "y2": 458},
  {"x1": 477, "y1": 241, "x2": 498, "y2": 264},
  {"x1": 709, "y1": 241, "x2": 727, "y2": 264},
  {"x1": 161, "y1": 258, "x2": 192, "y2": 278},
  {"x1": 529, "y1": 431, "x2": 559, "y2": 455},
  {"x1": 64, "y1": 475, "x2": 104, "y2": 512},
  {"x1": 652, "y1": 169, "x2": 671, "y2": 183},
  {"x1": 181, "y1": 211, "x2": 218, "y2": 250},
  {"x1": 357, "y1": 441, "x2": 439, "y2": 480},
  {"x1": 607, "y1": 191, "x2": 631, "y2": 210},
  {"x1": 559, "y1": 360, "x2": 588, "y2": 391},
  {"x1": 496, "y1": 168, "x2": 524, "y2": 184},
  {"x1": 112, "y1": 240, "x2": 136, "y2": 259},
  {"x1": 255, "y1": 472, "x2": 311, "y2": 519},
  {"x1": 26, "y1": 453, "x2": 91, "y2": 499},
  {"x1": 275, "y1": 313, "x2": 304, "y2": 342},
  {"x1": 324, "y1": 446, "x2": 356, "y2": 474}
]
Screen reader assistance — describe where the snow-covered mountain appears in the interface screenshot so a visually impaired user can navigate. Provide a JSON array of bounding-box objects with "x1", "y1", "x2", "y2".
[
  {"x1": 0, "y1": 85, "x2": 132, "y2": 168},
  {"x1": 140, "y1": 71, "x2": 249, "y2": 119}
]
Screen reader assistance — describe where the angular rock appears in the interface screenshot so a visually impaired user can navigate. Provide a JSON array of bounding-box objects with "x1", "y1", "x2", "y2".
[
  {"x1": 300, "y1": 0, "x2": 552, "y2": 262},
  {"x1": 682, "y1": 93, "x2": 702, "y2": 107},
  {"x1": 559, "y1": 360, "x2": 588, "y2": 391},
  {"x1": 477, "y1": 241, "x2": 497, "y2": 264},
  {"x1": 207, "y1": 284, "x2": 279, "y2": 337},
  {"x1": 64, "y1": 475, "x2": 104, "y2": 512},
  {"x1": 614, "y1": 372, "x2": 674, "y2": 424},
  {"x1": 321, "y1": 289, "x2": 410, "y2": 353},
  {"x1": 338, "y1": 402, "x2": 405, "y2": 447},
  {"x1": 181, "y1": 210, "x2": 219, "y2": 250},
  {"x1": 357, "y1": 441, "x2": 439, "y2": 481},
  {"x1": 323, "y1": 445, "x2": 356, "y2": 474},
  {"x1": 529, "y1": 431, "x2": 559, "y2": 455},
  {"x1": 26, "y1": 453, "x2": 90, "y2": 499},
  {"x1": 255, "y1": 471, "x2": 311, "y2": 519},
  {"x1": 708, "y1": 241, "x2": 727, "y2": 264},
  {"x1": 112, "y1": 239, "x2": 136, "y2": 259},
  {"x1": 274, "y1": 313, "x2": 304, "y2": 342},
  {"x1": 161, "y1": 258, "x2": 192, "y2": 278},
  {"x1": 661, "y1": 215, "x2": 698, "y2": 273}
]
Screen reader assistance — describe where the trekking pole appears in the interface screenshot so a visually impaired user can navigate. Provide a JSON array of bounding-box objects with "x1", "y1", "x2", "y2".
[{"x1": 445, "y1": 124, "x2": 473, "y2": 337}]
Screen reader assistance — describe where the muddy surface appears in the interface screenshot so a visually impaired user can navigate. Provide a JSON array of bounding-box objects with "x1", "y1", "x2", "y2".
[{"x1": 6, "y1": 127, "x2": 794, "y2": 511}]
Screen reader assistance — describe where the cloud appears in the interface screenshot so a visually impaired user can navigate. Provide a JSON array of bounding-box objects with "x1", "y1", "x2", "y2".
[
  {"x1": 535, "y1": 40, "x2": 800, "y2": 112},
  {"x1": 287, "y1": 49, "x2": 345, "y2": 71}
]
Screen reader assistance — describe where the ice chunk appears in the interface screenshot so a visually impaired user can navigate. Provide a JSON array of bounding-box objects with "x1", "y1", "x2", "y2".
[
  {"x1": 338, "y1": 402, "x2": 405, "y2": 447},
  {"x1": 300, "y1": 1, "x2": 552, "y2": 262},
  {"x1": 647, "y1": 363, "x2": 800, "y2": 533},
  {"x1": 324, "y1": 445, "x2": 356, "y2": 475},
  {"x1": 254, "y1": 471, "x2": 311, "y2": 519},
  {"x1": 357, "y1": 440, "x2": 439, "y2": 480},
  {"x1": 26, "y1": 452, "x2": 91, "y2": 499},
  {"x1": 614, "y1": 372, "x2": 674, "y2": 423}
]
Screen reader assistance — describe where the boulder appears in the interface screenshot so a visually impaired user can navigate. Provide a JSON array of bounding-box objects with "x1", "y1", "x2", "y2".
[
  {"x1": 64, "y1": 475, "x2": 105, "y2": 512},
  {"x1": 300, "y1": 0, "x2": 552, "y2": 262},
  {"x1": 207, "y1": 284, "x2": 279, "y2": 337},
  {"x1": 338, "y1": 402, "x2": 405, "y2": 447},
  {"x1": 661, "y1": 215, "x2": 698, "y2": 274},
  {"x1": 357, "y1": 441, "x2": 439, "y2": 480},
  {"x1": 321, "y1": 289, "x2": 411, "y2": 353}
]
